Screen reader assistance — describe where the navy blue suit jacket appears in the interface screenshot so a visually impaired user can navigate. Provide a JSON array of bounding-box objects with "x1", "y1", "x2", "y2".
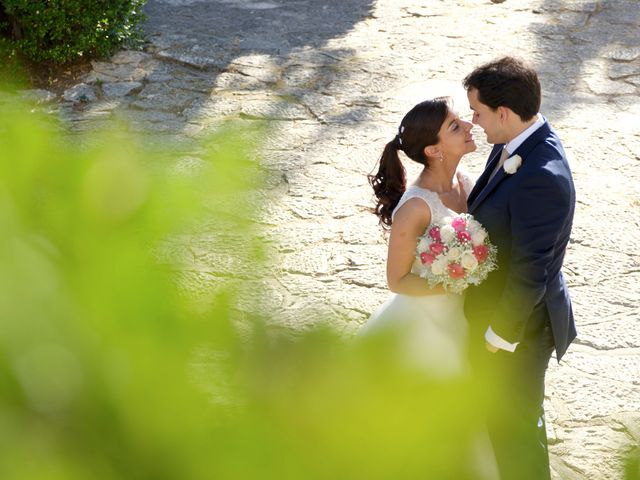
[{"x1": 465, "y1": 120, "x2": 577, "y2": 361}]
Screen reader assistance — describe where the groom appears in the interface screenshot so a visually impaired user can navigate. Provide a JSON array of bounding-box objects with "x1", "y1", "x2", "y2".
[{"x1": 463, "y1": 57, "x2": 576, "y2": 480}]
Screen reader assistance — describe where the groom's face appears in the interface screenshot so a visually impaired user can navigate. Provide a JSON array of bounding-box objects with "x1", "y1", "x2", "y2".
[{"x1": 467, "y1": 88, "x2": 505, "y2": 145}]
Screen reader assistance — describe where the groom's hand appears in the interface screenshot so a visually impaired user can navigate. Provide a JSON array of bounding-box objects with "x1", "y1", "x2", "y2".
[{"x1": 485, "y1": 341, "x2": 499, "y2": 353}]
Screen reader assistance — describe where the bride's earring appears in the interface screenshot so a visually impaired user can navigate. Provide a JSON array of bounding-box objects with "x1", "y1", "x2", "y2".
[{"x1": 438, "y1": 153, "x2": 444, "y2": 163}]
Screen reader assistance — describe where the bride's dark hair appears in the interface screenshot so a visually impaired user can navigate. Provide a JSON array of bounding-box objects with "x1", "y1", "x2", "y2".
[{"x1": 368, "y1": 97, "x2": 450, "y2": 228}]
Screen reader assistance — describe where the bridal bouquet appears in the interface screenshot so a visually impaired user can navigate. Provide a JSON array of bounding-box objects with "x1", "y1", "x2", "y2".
[{"x1": 415, "y1": 213, "x2": 497, "y2": 294}]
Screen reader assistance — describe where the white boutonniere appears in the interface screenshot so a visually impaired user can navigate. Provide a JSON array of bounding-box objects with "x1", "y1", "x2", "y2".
[{"x1": 503, "y1": 154, "x2": 522, "y2": 174}]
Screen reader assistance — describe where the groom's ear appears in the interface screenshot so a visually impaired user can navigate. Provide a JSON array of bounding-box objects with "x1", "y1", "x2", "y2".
[{"x1": 497, "y1": 106, "x2": 509, "y2": 123}]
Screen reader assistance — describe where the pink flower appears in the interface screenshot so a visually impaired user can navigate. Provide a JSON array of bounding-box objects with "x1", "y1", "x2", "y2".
[
  {"x1": 429, "y1": 242, "x2": 445, "y2": 255},
  {"x1": 428, "y1": 227, "x2": 441, "y2": 242},
  {"x1": 451, "y1": 217, "x2": 467, "y2": 232},
  {"x1": 473, "y1": 245, "x2": 489, "y2": 263},
  {"x1": 447, "y1": 263, "x2": 465, "y2": 279},
  {"x1": 420, "y1": 252, "x2": 436, "y2": 265},
  {"x1": 457, "y1": 231, "x2": 472, "y2": 243}
]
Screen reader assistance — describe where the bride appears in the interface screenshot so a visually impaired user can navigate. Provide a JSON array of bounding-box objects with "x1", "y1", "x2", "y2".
[
  {"x1": 361, "y1": 97, "x2": 499, "y2": 480},
  {"x1": 361, "y1": 97, "x2": 476, "y2": 378}
]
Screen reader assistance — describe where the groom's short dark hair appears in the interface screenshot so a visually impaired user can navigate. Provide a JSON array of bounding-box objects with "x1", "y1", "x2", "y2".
[{"x1": 463, "y1": 56, "x2": 541, "y2": 121}]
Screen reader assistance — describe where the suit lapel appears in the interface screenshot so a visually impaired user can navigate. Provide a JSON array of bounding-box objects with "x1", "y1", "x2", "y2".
[
  {"x1": 467, "y1": 144, "x2": 503, "y2": 206},
  {"x1": 468, "y1": 160, "x2": 508, "y2": 213},
  {"x1": 468, "y1": 121, "x2": 553, "y2": 214}
]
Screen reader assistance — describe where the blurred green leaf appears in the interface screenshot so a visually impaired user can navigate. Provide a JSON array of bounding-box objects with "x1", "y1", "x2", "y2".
[{"x1": 0, "y1": 94, "x2": 521, "y2": 480}]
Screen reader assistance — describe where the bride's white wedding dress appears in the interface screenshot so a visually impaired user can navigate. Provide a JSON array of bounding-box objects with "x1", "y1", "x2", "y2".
[
  {"x1": 360, "y1": 173, "x2": 475, "y2": 378},
  {"x1": 359, "y1": 172, "x2": 500, "y2": 479}
]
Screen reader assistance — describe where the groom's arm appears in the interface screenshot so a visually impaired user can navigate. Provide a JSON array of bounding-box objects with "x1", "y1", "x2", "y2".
[{"x1": 488, "y1": 162, "x2": 573, "y2": 346}]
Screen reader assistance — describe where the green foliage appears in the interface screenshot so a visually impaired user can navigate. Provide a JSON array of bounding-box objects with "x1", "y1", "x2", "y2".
[
  {"x1": 0, "y1": 98, "x2": 259, "y2": 478},
  {"x1": 627, "y1": 449, "x2": 640, "y2": 480},
  {"x1": 0, "y1": 37, "x2": 26, "y2": 87},
  {"x1": 0, "y1": 0, "x2": 146, "y2": 64},
  {"x1": 0, "y1": 96, "x2": 494, "y2": 479}
]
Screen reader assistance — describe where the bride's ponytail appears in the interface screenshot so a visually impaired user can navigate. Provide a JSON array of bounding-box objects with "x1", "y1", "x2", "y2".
[
  {"x1": 368, "y1": 138, "x2": 405, "y2": 229},
  {"x1": 368, "y1": 97, "x2": 451, "y2": 229}
]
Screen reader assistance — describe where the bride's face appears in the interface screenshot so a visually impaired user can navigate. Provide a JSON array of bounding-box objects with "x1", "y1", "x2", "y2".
[{"x1": 436, "y1": 110, "x2": 476, "y2": 161}]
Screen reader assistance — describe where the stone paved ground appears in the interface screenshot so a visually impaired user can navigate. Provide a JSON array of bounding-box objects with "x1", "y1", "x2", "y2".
[{"x1": 25, "y1": 0, "x2": 640, "y2": 477}]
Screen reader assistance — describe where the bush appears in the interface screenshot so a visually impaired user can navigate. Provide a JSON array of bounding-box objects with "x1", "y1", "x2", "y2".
[
  {"x1": 0, "y1": 0, "x2": 146, "y2": 64},
  {"x1": 0, "y1": 96, "x2": 492, "y2": 479},
  {"x1": 0, "y1": 36, "x2": 25, "y2": 86},
  {"x1": 0, "y1": 98, "x2": 264, "y2": 479}
]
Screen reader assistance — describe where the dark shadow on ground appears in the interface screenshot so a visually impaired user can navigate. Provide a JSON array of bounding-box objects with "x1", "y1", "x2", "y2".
[
  {"x1": 134, "y1": 0, "x2": 377, "y2": 143},
  {"x1": 531, "y1": 0, "x2": 639, "y2": 116}
]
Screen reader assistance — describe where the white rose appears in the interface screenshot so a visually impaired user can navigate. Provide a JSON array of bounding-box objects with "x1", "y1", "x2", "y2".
[
  {"x1": 467, "y1": 218, "x2": 481, "y2": 234},
  {"x1": 471, "y1": 230, "x2": 487, "y2": 246},
  {"x1": 417, "y1": 237, "x2": 430, "y2": 252},
  {"x1": 447, "y1": 247, "x2": 462, "y2": 261},
  {"x1": 461, "y1": 252, "x2": 479, "y2": 272},
  {"x1": 431, "y1": 257, "x2": 447, "y2": 275},
  {"x1": 440, "y1": 225, "x2": 456, "y2": 243},
  {"x1": 504, "y1": 154, "x2": 523, "y2": 174}
]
